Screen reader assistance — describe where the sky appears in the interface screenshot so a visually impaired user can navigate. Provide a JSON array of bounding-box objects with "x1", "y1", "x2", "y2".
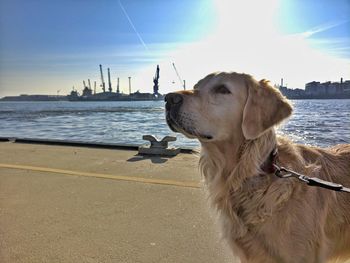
[{"x1": 0, "y1": 0, "x2": 349, "y2": 97}]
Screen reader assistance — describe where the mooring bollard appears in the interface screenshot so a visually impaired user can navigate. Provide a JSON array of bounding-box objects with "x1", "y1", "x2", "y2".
[{"x1": 138, "y1": 135, "x2": 180, "y2": 156}]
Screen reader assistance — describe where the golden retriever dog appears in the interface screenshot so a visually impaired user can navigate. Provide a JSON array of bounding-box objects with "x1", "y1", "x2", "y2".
[{"x1": 165, "y1": 72, "x2": 350, "y2": 263}]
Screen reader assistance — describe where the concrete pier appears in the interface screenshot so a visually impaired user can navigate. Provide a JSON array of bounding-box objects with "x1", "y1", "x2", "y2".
[{"x1": 0, "y1": 142, "x2": 235, "y2": 263}]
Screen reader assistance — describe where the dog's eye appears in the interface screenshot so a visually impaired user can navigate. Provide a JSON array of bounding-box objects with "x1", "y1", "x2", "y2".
[{"x1": 214, "y1": 85, "x2": 231, "y2": 94}]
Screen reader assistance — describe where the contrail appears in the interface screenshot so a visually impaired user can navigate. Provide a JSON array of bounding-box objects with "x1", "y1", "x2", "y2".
[
  {"x1": 302, "y1": 20, "x2": 349, "y2": 38},
  {"x1": 118, "y1": 0, "x2": 149, "y2": 51}
]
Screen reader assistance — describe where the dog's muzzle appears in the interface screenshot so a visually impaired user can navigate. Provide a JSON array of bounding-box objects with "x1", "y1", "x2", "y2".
[
  {"x1": 165, "y1": 92, "x2": 213, "y2": 140},
  {"x1": 165, "y1": 93, "x2": 183, "y2": 132}
]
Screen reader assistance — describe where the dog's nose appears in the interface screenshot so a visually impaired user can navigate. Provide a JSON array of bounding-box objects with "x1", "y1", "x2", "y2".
[{"x1": 165, "y1": 93, "x2": 183, "y2": 105}]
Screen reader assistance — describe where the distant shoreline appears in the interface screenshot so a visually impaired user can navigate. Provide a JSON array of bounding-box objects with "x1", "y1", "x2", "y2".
[
  {"x1": 1, "y1": 96, "x2": 350, "y2": 102},
  {"x1": 285, "y1": 96, "x2": 350, "y2": 100},
  {"x1": 0, "y1": 95, "x2": 163, "y2": 102}
]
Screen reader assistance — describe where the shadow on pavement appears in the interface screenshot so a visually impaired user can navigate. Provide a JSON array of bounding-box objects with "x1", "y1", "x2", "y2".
[{"x1": 126, "y1": 154, "x2": 174, "y2": 164}]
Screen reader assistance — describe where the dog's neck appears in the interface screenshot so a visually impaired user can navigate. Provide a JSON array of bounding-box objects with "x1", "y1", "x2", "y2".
[
  {"x1": 201, "y1": 138, "x2": 243, "y2": 173},
  {"x1": 199, "y1": 129, "x2": 279, "y2": 239},
  {"x1": 200, "y1": 129, "x2": 277, "y2": 188}
]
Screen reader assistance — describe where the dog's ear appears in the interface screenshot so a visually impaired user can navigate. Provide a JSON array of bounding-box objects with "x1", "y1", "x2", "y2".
[{"x1": 242, "y1": 78, "x2": 292, "y2": 140}]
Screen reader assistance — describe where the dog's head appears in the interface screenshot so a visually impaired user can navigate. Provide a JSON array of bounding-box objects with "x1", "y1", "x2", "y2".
[{"x1": 165, "y1": 72, "x2": 292, "y2": 143}]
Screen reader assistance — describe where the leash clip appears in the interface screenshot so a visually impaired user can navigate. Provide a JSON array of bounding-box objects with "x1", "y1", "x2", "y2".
[
  {"x1": 273, "y1": 164, "x2": 350, "y2": 193},
  {"x1": 273, "y1": 165, "x2": 293, "y2": 178}
]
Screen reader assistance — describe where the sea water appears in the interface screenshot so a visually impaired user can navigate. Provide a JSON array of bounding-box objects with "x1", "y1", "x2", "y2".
[{"x1": 0, "y1": 100, "x2": 349, "y2": 148}]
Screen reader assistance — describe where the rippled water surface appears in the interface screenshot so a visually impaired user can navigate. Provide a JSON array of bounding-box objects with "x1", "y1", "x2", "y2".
[{"x1": 0, "y1": 100, "x2": 349, "y2": 148}]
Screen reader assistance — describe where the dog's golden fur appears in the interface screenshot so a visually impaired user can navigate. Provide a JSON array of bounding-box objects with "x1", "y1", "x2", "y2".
[{"x1": 165, "y1": 72, "x2": 350, "y2": 263}]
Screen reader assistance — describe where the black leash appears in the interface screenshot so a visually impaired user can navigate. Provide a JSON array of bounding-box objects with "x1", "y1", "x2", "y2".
[{"x1": 273, "y1": 164, "x2": 350, "y2": 193}]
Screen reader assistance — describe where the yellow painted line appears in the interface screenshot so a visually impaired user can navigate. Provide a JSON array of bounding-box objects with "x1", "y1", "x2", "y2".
[{"x1": 0, "y1": 163, "x2": 200, "y2": 189}]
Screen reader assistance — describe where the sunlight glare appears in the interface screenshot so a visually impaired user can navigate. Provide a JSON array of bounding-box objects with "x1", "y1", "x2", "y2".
[{"x1": 132, "y1": 0, "x2": 350, "y2": 93}]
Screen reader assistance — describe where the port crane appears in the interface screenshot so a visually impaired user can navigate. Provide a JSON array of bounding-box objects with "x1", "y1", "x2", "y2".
[
  {"x1": 172, "y1": 63, "x2": 185, "y2": 90},
  {"x1": 99, "y1": 64, "x2": 106, "y2": 93},
  {"x1": 153, "y1": 65, "x2": 160, "y2": 95},
  {"x1": 107, "y1": 68, "x2": 113, "y2": 92}
]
